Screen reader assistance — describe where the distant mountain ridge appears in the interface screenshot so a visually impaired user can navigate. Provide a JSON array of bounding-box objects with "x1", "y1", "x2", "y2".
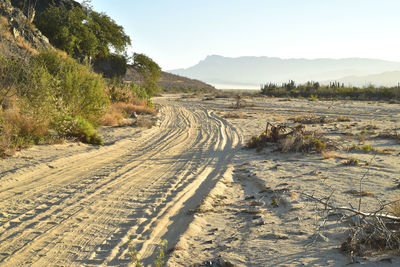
[
  {"x1": 327, "y1": 71, "x2": 400, "y2": 87},
  {"x1": 170, "y1": 55, "x2": 400, "y2": 88}
]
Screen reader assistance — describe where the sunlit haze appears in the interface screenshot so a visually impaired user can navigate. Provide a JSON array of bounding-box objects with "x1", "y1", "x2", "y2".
[{"x1": 86, "y1": 0, "x2": 400, "y2": 70}]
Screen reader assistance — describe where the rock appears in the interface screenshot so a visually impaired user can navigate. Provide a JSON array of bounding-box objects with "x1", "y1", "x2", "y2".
[{"x1": 0, "y1": 0, "x2": 53, "y2": 58}]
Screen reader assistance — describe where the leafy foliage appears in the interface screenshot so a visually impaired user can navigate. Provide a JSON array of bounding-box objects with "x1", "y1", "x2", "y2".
[
  {"x1": 55, "y1": 115, "x2": 103, "y2": 145},
  {"x1": 0, "y1": 50, "x2": 109, "y2": 153},
  {"x1": 132, "y1": 53, "x2": 161, "y2": 97},
  {"x1": 35, "y1": 3, "x2": 131, "y2": 77}
]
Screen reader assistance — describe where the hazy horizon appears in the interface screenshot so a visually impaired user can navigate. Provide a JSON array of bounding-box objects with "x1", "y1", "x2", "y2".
[{"x1": 84, "y1": 0, "x2": 400, "y2": 70}]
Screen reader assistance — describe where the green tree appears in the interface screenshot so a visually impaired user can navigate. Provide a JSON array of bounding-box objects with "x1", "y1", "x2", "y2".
[
  {"x1": 132, "y1": 53, "x2": 161, "y2": 97},
  {"x1": 35, "y1": 4, "x2": 131, "y2": 77}
]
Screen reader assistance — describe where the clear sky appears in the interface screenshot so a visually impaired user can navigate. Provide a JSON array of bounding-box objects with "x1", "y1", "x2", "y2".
[{"x1": 87, "y1": 0, "x2": 400, "y2": 70}]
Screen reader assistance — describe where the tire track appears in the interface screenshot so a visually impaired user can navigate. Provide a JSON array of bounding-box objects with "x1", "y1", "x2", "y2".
[{"x1": 0, "y1": 99, "x2": 241, "y2": 266}]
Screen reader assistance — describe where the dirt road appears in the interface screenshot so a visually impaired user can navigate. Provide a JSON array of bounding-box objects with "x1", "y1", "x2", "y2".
[{"x1": 0, "y1": 99, "x2": 241, "y2": 266}]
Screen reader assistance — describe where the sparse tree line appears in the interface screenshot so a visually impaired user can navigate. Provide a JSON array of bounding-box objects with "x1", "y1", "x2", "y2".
[{"x1": 261, "y1": 80, "x2": 400, "y2": 100}]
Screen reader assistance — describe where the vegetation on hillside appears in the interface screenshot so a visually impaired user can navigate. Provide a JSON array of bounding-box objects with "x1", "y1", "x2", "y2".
[
  {"x1": 35, "y1": 3, "x2": 131, "y2": 77},
  {"x1": 0, "y1": 49, "x2": 157, "y2": 157},
  {"x1": 261, "y1": 81, "x2": 400, "y2": 100},
  {"x1": 158, "y1": 71, "x2": 216, "y2": 93}
]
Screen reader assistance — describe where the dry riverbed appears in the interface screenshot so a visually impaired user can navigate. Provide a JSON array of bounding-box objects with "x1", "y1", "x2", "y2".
[
  {"x1": 167, "y1": 95, "x2": 400, "y2": 266},
  {"x1": 1, "y1": 95, "x2": 400, "y2": 266}
]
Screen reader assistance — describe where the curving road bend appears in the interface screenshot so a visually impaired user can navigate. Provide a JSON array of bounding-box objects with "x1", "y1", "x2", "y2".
[{"x1": 0, "y1": 99, "x2": 241, "y2": 266}]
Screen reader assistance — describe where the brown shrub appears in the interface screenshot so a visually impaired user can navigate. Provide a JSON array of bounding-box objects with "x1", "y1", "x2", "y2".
[
  {"x1": 100, "y1": 111, "x2": 123, "y2": 126},
  {"x1": 136, "y1": 118, "x2": 154, "y2": 128},
  {"x1": 100, "y1": 101, "x2": 156, "y2": 126},
  {"x1": 16, "y1": 36, "x2": 37, "y2": 54},
  {"x1": 0, "y1": 108, "x2": 49, "y2": 156},
  {"x1": 111, "y1": 102, "x2": 156, "y2": 116},
  {"x1": 223, "y1": 112, "x2": 247, "y2": 119}
]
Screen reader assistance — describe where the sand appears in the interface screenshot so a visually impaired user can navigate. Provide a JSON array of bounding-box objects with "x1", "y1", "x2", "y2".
[
  {"x1": 0, "y1": 95, "x2": 399, "y2": 266},
  {"x1": 167, "y1": 96, "x2": 400, "y2": 266}
]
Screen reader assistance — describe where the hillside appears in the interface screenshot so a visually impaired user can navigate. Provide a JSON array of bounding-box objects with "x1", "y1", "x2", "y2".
[
  {"x1": 0, "y1": 0, "x2": 52, "y2": 57},
  {"x1": 124, "y1": 65, "x2": 215, "y2": 93},
  {"x1": 170, "y1": 55, "x2": 400, "y2": 88}
]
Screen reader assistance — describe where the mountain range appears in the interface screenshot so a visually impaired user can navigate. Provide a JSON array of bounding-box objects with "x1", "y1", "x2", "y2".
[{"x1": 170, "y1": 55, "x2": 400, "y2": 88}]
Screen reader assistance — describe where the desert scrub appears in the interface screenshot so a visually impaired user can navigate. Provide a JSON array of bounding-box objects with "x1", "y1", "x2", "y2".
[
  {"x1": 351, "y1": 144, "x2": 381, "y2": 153},
  {"x1": 247, "y1": 122, "x2": 333, "y2": 153},
  {"x1": 344, "y1": 158, "x2": 359, "y2": 165},
  {"x1": 53, "y1": 115, "x2": 103, "y2": 145},
  {"x1": 31, "y1": 51, "x2": 109, "y2": 124},
  {"x1": 0, "y1": 108, "x2": 51, "y2": 156},
  {"x1": 337, "y1": 116, "x2": 352, "y2": 122},
  {"x1": 280, "y1": 134, "x2": 326, "y2": 153},
  {"x1": 128, "y1": 239, "x2": 167, "y2": 267}
]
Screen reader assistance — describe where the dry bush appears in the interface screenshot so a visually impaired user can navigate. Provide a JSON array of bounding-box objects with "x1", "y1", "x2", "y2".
[
  {"x1": 111, "y1": 102, "x2": 156, "y2": 116},
  {"x1": 291, "y1": 114, "x2": 332, "y2": 124},
  {"x1": 343, "y1": 158, "x2": 360, "y2": 166},
  {"x1": 246, "y1": 122, "x2": 335, "y2": 153},
  {"x1": 341, "y1": 218, "x2": 400, "y2": 257},
  {"x1": 4, "y1": 109, "x2": 48, "y2": 139},
  {"x1": 321, "y1": 151, "x2": 337, "y2": 159},
  {"x1": 100, "y1": 111, "x2": 123, "y2": 126},
  {"x1": 16, "y1": 36, "x2": 37, "y2": 54},
  {"x1": 136, "y1": 118, "x2": 154, "y2": 128},
  {"x1": 0, "y1": 109, "x2": 49, "y2": 156},
  {"x1": 390, "y1": 197, "x2": 400, "y2": 216},
  {"x1": 337, "y1": 116, "x2": 352, "y2": 122},
  {"x1": 222, "y1": 112, "x2": 247, "y2": 119},
  {"x1": 101, "y1": 100, "x2": 156, "y2": 127},
  {"x1": 0, "y1": 16, "x2": 12, "y2": 40}
]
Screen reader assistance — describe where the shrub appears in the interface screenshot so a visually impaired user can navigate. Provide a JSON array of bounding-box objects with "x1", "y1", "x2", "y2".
[
  {"x1": 31, "y1": 50, "x2": 109, "y2": 124},
  {"x1": 0, "y1": 108, "x2": 50, "y2": 156},
  {"x1": 54, "y1": 115, "x2": 103, "y2": 145}
]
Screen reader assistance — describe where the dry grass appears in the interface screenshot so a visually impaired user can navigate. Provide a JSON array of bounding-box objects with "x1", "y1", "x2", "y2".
[
  {"x1": 136, "y1": 118, "x2": 154, "y2": 128},
  {"x1": 343, "y1": 158, "x2": 360, "y2": 166},
  {"x1": 0, "y1": 16, "x2": 12, "y2": 40},
  {"x1": 16, "y1": 36, "x2": 37, "y2": 54},
  {"x1": 390, "y1": 196, "x2": 400, "y2": 216},
  {"x1": 291, "y1": 114, "x2": 332, "y2": 124},
  {"x1": 321, "y1": 151, "x2": 337, "y2": 159},
  {"x1": 247, "y1": 123, "x2": 336, "y2": 153},
  {"x1": 273, "y1": 115, "x2": 285, "y2": 122},
  {"x1": 100, "y1": 111, "x2": 123, "y2": 126},
  {"x1": 112, "y1": 102, "x2": 156, "y2": 116},
  {"x1": 222, "y1": 111, "x2": 247, "y2": 119},
  {"x1": 337, "y1": 116, "x2": 352, "y2": 122},
  {"x1": 0, "y1": 109, "x2": 49, "y2": 157},
  {"x1": 101, "y1": 101, "x2": 156, "y2": 126}
]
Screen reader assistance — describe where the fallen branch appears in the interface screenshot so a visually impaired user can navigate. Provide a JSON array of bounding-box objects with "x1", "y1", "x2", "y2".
[{"x1": 300, "y1": 192, "x2": 400, "y2": 221}]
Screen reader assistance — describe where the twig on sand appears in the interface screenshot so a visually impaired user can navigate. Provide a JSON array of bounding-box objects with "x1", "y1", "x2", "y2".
[{"x1": 300, "y1": 192, "x2": 400, "y2": 221}]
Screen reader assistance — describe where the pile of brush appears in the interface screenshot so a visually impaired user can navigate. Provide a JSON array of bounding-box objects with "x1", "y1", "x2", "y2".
[{"x1": 246, "y1": 122, "x2": 337, "y2": 153}]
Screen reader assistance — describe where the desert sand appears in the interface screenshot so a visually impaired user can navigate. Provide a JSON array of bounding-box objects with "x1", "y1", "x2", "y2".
[
  {"x1": 0, "y1": 95, "x2": 399, "y2": 266},
  {"x1": 167, "y1": 95, "x2": 400, "y2": 266}
]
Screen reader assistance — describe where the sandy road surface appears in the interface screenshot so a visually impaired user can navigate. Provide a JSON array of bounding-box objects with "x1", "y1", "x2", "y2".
[{"x1": 0, "y1": 99, "x2": 241, "y2": 266}]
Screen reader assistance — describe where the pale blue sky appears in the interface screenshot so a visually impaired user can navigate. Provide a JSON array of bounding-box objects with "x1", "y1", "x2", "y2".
[{"x1": 87, "y1": 0, "x2": 400, "y2": 70}]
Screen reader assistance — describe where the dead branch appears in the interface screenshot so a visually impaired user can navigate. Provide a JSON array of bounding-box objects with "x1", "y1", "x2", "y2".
[{"x1": 300, "y1": 192, "x2": 400, "y2": 221}]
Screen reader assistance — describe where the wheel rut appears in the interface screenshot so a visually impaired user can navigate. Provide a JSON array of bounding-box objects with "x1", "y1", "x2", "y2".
[{"x1": 0, "y1": 100, "x2": 241, "y2": 266}]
